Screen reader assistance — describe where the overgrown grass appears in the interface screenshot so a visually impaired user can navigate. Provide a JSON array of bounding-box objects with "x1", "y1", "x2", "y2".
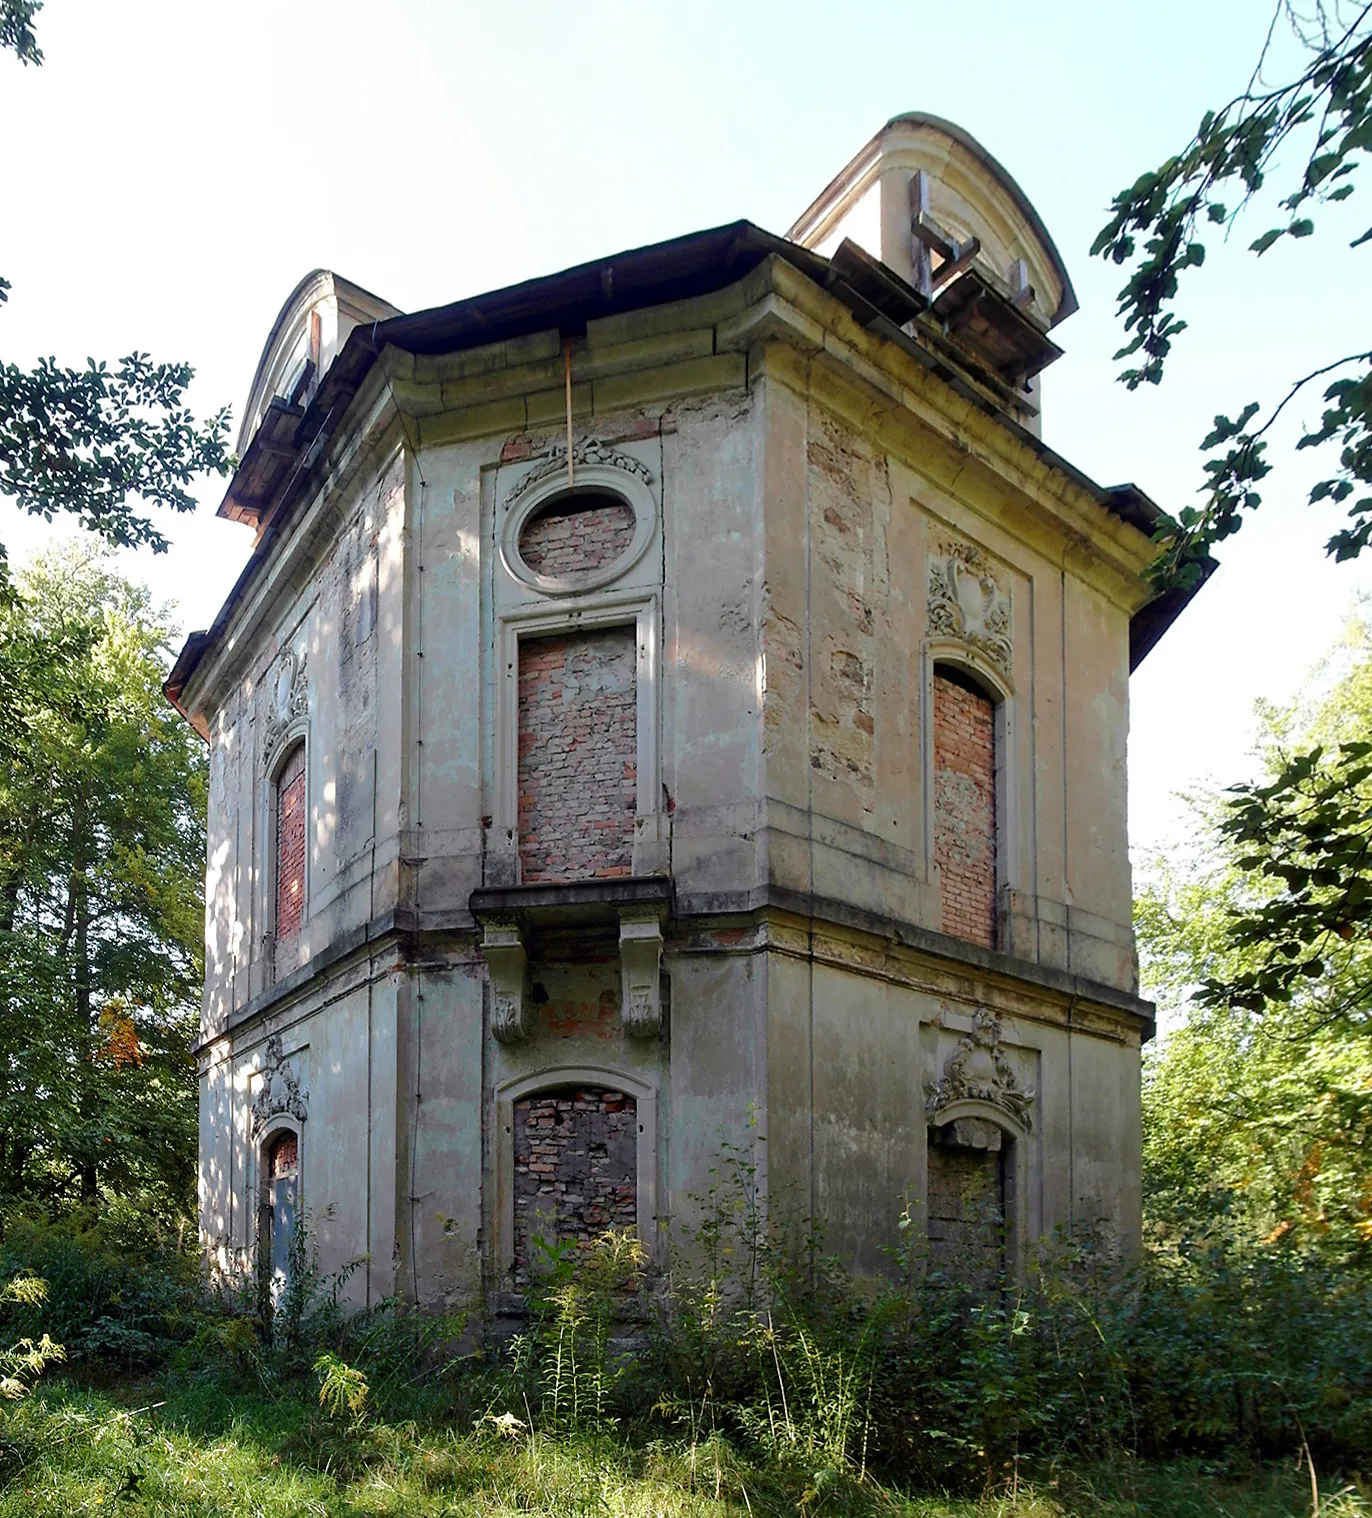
[
  {"x1": 1, "y1": 1377, "x2": 1365, "y2": 1517},
  {"x1": 4, "y1": 1171, "x2": 1372, "y2": 1515}
]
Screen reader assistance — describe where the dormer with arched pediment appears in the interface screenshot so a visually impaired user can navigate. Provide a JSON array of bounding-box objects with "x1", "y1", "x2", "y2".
[
  {"x1": 220, "y1": 271, "x2": 400, "y2": 531},
  {"x1": 788, "y1": 113, "x2": 1077, "y2": 436}
]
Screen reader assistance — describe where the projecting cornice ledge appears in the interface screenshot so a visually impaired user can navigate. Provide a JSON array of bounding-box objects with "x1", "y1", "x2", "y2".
[{"x1": 676, "y1": 883, "x2": 1155, "y2": 1034}]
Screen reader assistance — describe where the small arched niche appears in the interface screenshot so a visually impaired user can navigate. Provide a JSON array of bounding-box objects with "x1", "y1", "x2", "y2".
[{"x1": 259, "y1": 1126, "x2": 300, "y2": 1293}]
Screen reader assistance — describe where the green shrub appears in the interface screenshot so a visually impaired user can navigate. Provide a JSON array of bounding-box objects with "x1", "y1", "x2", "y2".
[{"x1": 0, "y1": 1209, "x2": 206, "y2": 1372}]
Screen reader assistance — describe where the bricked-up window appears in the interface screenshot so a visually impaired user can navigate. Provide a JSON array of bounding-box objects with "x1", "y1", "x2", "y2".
[
  {"x1": 933, "y1": 666, "x2": 998, "y2": 947},
  {"x1": 518, "y1": 627, "x2": 636, "y2": 883},
  {"x1": 275, "y1": 743, "x2": 307, "y2": 940},
  {"x1": 927, "y1": 1125, "x2": 1006, "y2": 1290},
  {"x1": 519, "y1": 491, "x2": 635, "y2": 581},
  {"x1": 512, "y1": 1087, "x2": 637, "y2": 1286}
]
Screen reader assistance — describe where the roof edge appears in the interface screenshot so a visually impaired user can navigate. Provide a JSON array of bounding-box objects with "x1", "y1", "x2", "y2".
[{"x1": 170, "y1": 225, "x2": 1181, "y2": 717}]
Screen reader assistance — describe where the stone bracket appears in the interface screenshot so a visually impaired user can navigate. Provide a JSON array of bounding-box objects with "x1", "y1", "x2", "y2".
[
  {"x1": 482, "y1": 918, "x2": 529, "y2": 1043},
  {"x1": 619, "y1": 905, "x2": 665, "y2": 1037}
]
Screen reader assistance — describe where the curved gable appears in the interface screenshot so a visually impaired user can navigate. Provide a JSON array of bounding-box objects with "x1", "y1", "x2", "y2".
[
  {"x1": 237, "y1": 269, "x2": 400, "y2": 455},
  {"x1": 787, "y1": 113, "x2": 1077, "y2": 331}
]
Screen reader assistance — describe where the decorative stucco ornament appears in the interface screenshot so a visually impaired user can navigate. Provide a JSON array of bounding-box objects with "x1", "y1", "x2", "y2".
[
  {"x1": 251, "y1": 1034, "x2": 308, "y2": 1136},
  {"x1": 505, "y1": 438, "x2": 654, "y2": 508},
  {"x1": 928, "y1": 542, "x2": 1012, "y2": 677},
  {"x1": 925, "y1": 1006, "x2": 1034, "y2": 1129},
  {"x1": 483, "y1": 920, "x2": 530, "y2": 1043},
  {"x1": 263, "y1": 650, "x2": 308, "y2": 764}
]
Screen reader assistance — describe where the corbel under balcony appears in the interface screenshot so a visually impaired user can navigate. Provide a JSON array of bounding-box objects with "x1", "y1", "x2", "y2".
[{"x1": 470, "y1": 877, "x2": 673, "y2": 1043}]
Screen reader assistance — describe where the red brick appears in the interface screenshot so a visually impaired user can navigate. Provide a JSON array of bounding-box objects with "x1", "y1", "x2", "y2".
[
  {"x1": 518, "y1": 627, "x2": 636, "y2": 883},
  {"x1": 933, "y1": 672, "x2": 996, "y2": 948},
  {"x1": 519, "y1": 493, "x2": 635, "y2": 580},
  {"x1": 275, "y1": 743, "x2": 306, "y2": 941}
]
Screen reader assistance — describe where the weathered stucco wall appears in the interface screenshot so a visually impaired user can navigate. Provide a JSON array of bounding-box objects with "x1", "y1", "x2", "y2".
[{"x1": 194, "y1": 251, "x2": 1156, "y2": 1309}]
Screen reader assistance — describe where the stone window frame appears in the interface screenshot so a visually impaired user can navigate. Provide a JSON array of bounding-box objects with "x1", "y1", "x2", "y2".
[
  {"x1": 921, "y1": 639, "x2": 1017, "y2": 943},
  {"x1": 261, "y1": 727, "x2": 312, "y2": 964},
  {"x1": 922, "y1": 1098, "x2": 1030, "y2": 1276},
  {"x1": 493, "y1": 1065, "x2": 659, "y2": 1284},
  {"x1": 494, "y1": 591, "x2": 662, "y2": 881},
  {"x1": 499, "y1": 460, "x2": 657, "y2": 598}
]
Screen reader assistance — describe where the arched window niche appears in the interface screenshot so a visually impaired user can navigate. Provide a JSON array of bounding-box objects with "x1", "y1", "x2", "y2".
[
  {"x1": 924, "y1": 644, "x2": 1014, "y2": 951},
  {"x1": 256, "y1": 1119, "x2": 302, "y2": 1298},
  {"x1": 924, "y1": 1099, "x2": 1029, "y2": 1285},
  {"x1": 269, "y1": 735, "x2": 309, "y2": 957},
  {"x1": 493, "y1": 1066, "x2": 658, "y2": 1292}
]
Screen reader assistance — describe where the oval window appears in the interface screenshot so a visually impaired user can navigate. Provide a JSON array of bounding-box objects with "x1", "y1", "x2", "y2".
[{"x1": 517, "y1": 491, "x2": 635, "y2": 584}]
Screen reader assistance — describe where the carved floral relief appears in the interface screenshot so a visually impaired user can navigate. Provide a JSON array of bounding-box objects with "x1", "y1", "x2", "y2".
[
  {"x1": 262, "y1": 649, "x2": 308, "y2": 765},
  {"x1": 505, "y1": 438, "x2": 654, "y2": 508},
  {"x1": 927, "y1": 540, "x2": 1012, "y2": 677},
  {"x1": 251, "y1": 1034, "x2": 308, "y2": 1137},
  {"x1": 925, "y1": 1005, "x2": 1034, "y2": 1129}
]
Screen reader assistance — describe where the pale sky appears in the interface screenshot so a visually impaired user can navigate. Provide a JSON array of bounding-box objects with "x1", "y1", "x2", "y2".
[{"x1": 2, "y1": 0, "x2": 1367, "y2": 861}]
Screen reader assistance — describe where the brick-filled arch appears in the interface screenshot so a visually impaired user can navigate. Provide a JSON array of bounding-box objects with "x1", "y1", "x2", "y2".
[
  {"x1": 932, "y1": 665, "x2": 997, "y2": 948},
  {"x1": 511, "y1": 1086, "x2": 637, "y2": 1287},
  {"x1": 274, "y1": 742, "x2": 307, "y2": 942}
]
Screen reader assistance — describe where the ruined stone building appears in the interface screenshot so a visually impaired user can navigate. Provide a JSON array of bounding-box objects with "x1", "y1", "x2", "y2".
[{"x1": 168, "y1": 115, "x2": 1201, "y2": 1306}]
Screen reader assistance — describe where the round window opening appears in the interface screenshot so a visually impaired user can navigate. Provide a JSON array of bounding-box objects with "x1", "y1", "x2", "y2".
[{"x1": 517, "y1": 490, "x2": 636, "y2": 584}]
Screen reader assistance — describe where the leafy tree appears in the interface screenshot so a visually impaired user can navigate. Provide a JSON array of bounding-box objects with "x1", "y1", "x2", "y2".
[
  {"x1": 0, "y1": 1, "x2": 231, "y2": 591},
  {"x1": 0, "y1": 544, "x2": 205, "y2": 1221},
  {"x1": 1097, "y1": 3, "x2": 1372, "y2": 1015},
  {"x1": 1137, "y1": 618, "x2": 1372, "y2": 1261},
  {"x1": 1093, "y1": 0, "x2": 1371, "y2": 588}
]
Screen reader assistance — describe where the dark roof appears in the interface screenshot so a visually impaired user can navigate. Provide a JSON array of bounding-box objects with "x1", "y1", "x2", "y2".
[{"x1": 165, "y1": 221, "x2": 1195, "y2": 724}]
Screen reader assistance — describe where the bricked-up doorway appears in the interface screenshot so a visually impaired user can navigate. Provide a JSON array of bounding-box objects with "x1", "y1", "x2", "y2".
[
  {"x1": 517, "y1": 627, "x2": 637, "y2": 883},
  {"x1": 512, "y1": 1087, "x2": 637, "y2": 1287},
  {"x1": 926, "y1": 1123, "x2": 1007, "y2": 1290},
  {"x1": 932, "y1": 666, "x2": 998, "y2": 948}
]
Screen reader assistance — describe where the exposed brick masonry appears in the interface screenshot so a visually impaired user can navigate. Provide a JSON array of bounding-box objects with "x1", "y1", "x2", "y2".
[
  {"x1": 518, "y1": 627, "x2": 636, "y2": 883},
  {"x1": 933, "y1": 670, "x2": 997, "y2": 947},
  {"x1": 275, "y1": 743, "x2": 306, "y2": 941},
  {"x1": 513, "y1": 1088, "x2": 637, "y2": 1285},
  {"x1": 926, "y1": 1137, "x2": 1005, "y2": 1289},
  {"x1": 519, "y1": 494, "x2": 635, "y2": 580}
]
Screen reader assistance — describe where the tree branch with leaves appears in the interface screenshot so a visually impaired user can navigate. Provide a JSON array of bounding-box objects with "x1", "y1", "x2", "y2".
[
  {"x1": 1093, "y1": 0, "x2": 1372, "y2": 589},
  {"x1": 0, "y1": 0, "x2": 231, "y2": 592}
]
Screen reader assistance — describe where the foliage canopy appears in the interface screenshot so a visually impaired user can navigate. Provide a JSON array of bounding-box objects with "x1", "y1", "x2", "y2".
[
  {"x1": 0, "y1": 545, "x2": 204, "y2": 1219},
  {"x1": 1093, "y1": 0, "x2": 1372, "y2": 590},
  {"x1": 0, "y1": 1, "x2": 231, "y2": 592}
]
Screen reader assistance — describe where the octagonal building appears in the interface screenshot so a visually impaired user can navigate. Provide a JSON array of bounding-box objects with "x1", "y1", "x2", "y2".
[{"x1": 168, "y1": 115, "x2": 1199, "y2": 1308}]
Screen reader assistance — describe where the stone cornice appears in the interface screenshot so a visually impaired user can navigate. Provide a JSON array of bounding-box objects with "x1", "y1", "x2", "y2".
[{"x1": 198, "y1": 882, "x2": 1153, "y2": 1062}]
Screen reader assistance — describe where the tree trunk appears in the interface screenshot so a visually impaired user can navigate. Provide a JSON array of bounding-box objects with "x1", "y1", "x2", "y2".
[{"x1": 70, "y1": 787, "x2": 98, "y2": 1205}]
